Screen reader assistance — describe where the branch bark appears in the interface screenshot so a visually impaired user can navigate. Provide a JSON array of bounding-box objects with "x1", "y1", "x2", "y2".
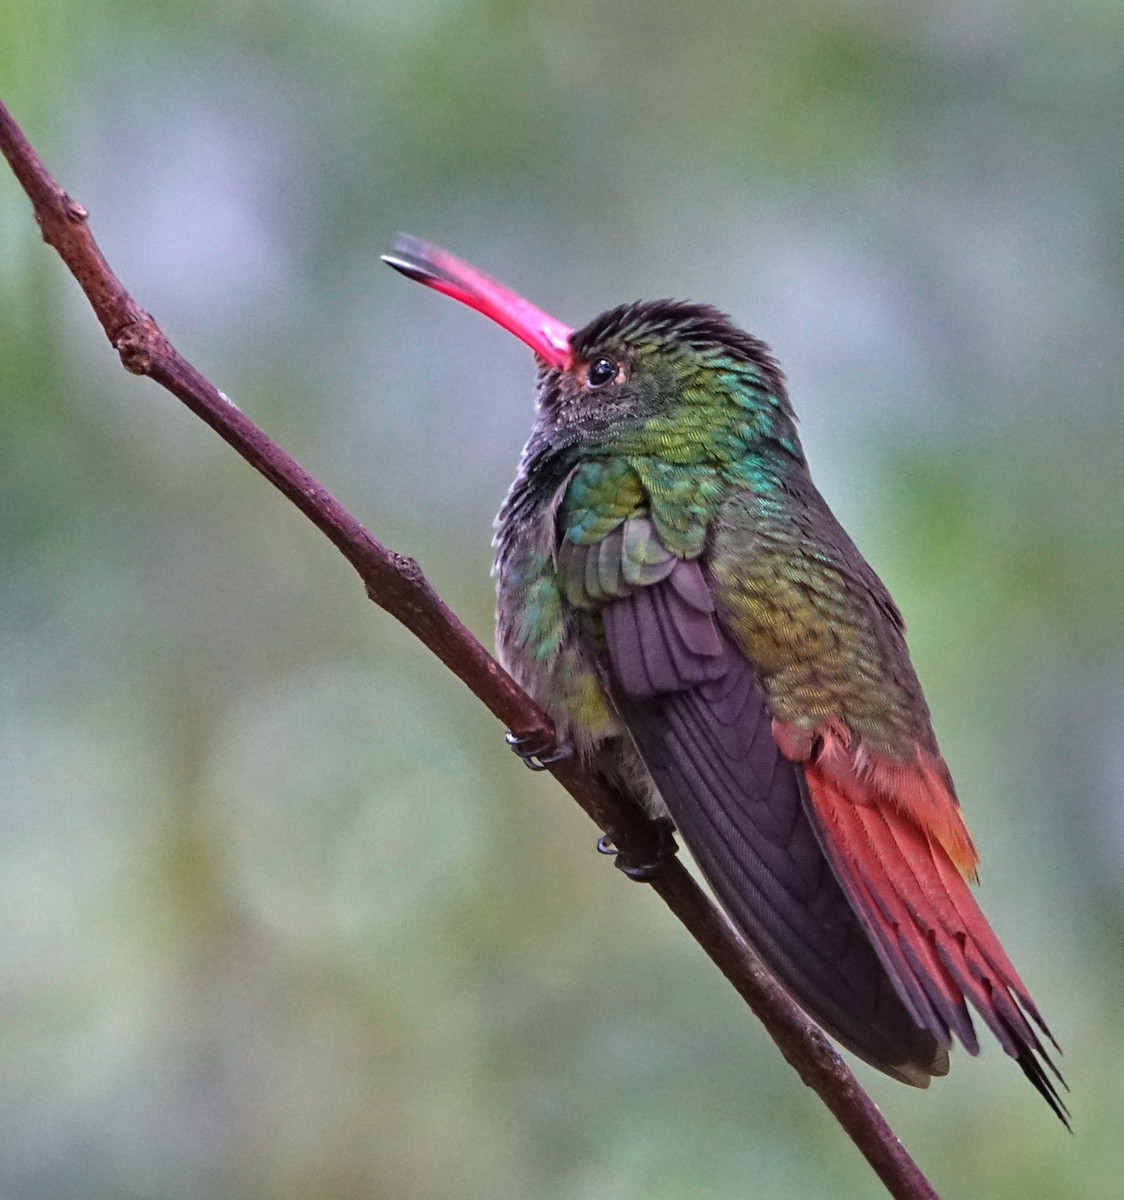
[{"x1": 0, "y1": 97, "x2": 939, "y2": 1200}]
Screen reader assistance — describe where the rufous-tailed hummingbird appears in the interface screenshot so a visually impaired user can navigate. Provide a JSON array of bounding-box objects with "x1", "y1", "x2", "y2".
[{"x1": 383, "y1": 235, "x2": 1065, "y2": 1121}]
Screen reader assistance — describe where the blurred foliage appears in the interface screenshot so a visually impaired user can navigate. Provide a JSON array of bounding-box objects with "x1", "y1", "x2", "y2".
[{"x1": 2, "y1": 1, "x2": 1123, "y2": 1197}]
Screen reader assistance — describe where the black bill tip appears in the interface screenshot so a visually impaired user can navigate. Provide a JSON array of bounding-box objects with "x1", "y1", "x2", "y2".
[{"x1": 381, "y1": 233, "x2": 453, "y2": 288}]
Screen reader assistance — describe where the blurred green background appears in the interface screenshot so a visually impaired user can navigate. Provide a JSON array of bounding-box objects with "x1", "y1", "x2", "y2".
[{"x1": 2, "y1": 1, "x2": 1122, "y2": 1197}]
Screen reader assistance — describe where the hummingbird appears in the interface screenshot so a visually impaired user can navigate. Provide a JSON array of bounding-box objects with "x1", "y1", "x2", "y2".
[{"x1": 382, "y1": 234, "x2": 1066, "y2": 1122}]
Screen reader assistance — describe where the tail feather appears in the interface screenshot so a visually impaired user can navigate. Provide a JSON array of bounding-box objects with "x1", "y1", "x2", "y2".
[{"x1": 801, "y1": 755, "x2": 1069, "y2": 1125}]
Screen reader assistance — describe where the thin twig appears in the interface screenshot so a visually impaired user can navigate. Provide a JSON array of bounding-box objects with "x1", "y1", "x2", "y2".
[{"x1": 0, "y1": 97, "x2": 939, "y2": 1200}]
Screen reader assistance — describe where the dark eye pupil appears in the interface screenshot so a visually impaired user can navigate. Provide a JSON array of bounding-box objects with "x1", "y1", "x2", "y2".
[{"x1": 587, "y1": 357, "x2": 617, "y2": 387}]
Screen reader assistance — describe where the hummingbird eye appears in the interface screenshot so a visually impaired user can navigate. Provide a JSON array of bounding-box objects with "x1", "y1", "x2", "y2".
[{"x1": 586, "y1": 357, "x2": 618, "y2": 388}]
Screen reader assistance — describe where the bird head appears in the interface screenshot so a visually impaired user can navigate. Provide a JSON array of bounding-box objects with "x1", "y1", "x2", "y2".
[{"x1": 383, "y1": 235, "x2": 799, "y2": 462}]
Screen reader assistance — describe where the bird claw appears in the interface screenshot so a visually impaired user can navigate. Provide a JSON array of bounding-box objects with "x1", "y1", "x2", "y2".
[
  {"x1": 597, "y1": 818, "x2": 678, "y2": 881},
  {"x1": 504, "y1": 729, "x2": 573, "y2": 772}
]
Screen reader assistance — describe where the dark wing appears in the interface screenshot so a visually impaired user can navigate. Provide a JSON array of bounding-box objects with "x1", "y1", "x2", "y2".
[{"x1": 558, "y1": 517, "x2": 947, "y2": 1084}]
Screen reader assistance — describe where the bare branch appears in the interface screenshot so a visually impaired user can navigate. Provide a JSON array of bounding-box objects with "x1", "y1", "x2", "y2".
[{"x1": 0, "y1": 97, "x2": 939, "y2": 1200}]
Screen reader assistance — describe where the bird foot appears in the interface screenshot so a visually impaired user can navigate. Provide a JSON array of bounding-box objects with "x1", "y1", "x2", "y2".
[
  {"x1": 597, "y1": 817, "x2": 678, "y2": 881},
  {"x1": 504, "y1": 729, "x2": 573, "y2": 772}
]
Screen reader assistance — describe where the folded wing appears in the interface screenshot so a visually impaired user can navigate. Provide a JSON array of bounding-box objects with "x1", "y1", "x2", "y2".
[{"x1": 559, "y1": 517, "x2": 949, "y2": 1084}]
